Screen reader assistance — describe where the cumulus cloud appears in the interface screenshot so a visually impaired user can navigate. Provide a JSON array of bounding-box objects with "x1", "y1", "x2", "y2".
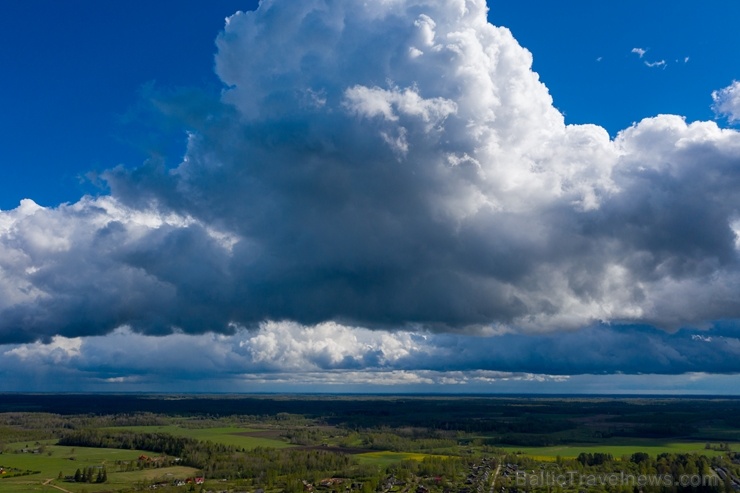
[
  {"x1": 631, "y1": 47, "x2": 647, "y2": 58},
  {"x1": 3, "y1": 321, "x2": 740, "y2": 392},
  {"x1": 713, "y1": 80, "x2": 740, "y2": 123},
  {"x1": 0, "y1": 196, "x2": 238, "y2": 343},
  {"x1": 1, "y1": 0, "x2": 740, "y2": 380}
]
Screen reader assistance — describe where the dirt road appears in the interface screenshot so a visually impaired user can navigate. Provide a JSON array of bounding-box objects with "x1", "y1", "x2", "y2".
[{"x1": 42, "y1": 478, "x2": 74, "y2": 493}]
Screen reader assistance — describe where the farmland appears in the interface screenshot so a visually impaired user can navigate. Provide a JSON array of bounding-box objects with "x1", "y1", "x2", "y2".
[
  {"x1": 0, "y1": 442, "x2": 198, "y2": 493},
  {"x1": 355, "y1": 451, "x2": 448, "y2": 467},
  {"x1": 102, "y1": 425, "x2": 294, "y2": 449},
  {"x1": 498, "y1": 440, "x2": 735, "y2": 460},
  {"x1": 2, "y1": 395, "x2": 740, "y2": 493}
]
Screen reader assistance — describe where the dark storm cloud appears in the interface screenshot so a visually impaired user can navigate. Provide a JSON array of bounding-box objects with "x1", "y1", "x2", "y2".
[{"x1": 404, "y1": 323, "x2": 740, "y2": 375}]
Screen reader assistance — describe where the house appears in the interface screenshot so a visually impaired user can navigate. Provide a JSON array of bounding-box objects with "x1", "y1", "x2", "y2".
[{"x1": 320, "y1": 478, "x2": 343, "y2": 487}]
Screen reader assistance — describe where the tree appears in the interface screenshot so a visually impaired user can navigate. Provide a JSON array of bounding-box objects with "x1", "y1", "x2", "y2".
[
  {"x1": 630, "y1": 452, "x2": 650, "y2": 464},
  {"x1": 74, "y1": 468, "x2": 82, "y2": 482}
]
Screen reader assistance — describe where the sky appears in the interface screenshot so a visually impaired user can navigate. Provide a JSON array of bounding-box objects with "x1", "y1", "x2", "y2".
[{"x1": 1, "y1": 0, "x2": 740, "y2": 394}]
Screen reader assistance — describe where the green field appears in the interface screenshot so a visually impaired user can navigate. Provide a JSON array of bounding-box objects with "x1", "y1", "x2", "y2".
[
  {"x1": 499, "y1": 440, "x2": 739, "y2": 461},
  {"x1": 103, "y1": 425, "x2": 294, "y2": 449},
  {"x1": 0, "y1": 442, "x2": 199, "y2": 493},
  {"x1": 355, "y1": 451, "x2": 447, "y2": 467}
]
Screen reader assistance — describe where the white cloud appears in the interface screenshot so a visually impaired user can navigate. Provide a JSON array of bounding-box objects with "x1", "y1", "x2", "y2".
[
  {"x1": 3, "y1": 320, "x2": 740, "y2": 391},
  {"x1": 240, "y1": 321, "x2": 421, "y2": 370},
  {"x1": 0, "y1": 195, "x2": 238, "y2": 343},
  {"x1": 7, "y1": 335, "x2": 82, "y2": 363},
  {"x1": 631, "y1": 48, "x2": 667, "y2": 68},
  {"x1": 644, "y1": 59, "x2": 666, "y2": 68},
  {"x1": 0, "y1": 323, "x2": 570, "y2": 389},
  {"x1": 712, "y1": 80, "x2": 740, "y2": 123}
]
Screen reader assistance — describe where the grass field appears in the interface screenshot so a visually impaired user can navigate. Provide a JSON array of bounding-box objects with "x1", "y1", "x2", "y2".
[
  {"x1": 0, "y1": 442, "x2": 199, "y2": 493},
  {"x1": 498, "y1": 440, "x2": 739, "y2": 460},
  {"x1": 0, "y1": 425, "x2": 292, "y2": 492},
  {"x1": 103, "y1": 425, "x2": 294, "y2": 449},
  {"x1": 355, "y1": 451, "x2": 447, "y2": 467},
  {"x1": 106, "y1": 465, "x2": 201, "y2": 487}
]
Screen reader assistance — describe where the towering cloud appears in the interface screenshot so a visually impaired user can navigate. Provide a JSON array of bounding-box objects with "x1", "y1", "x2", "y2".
[{"x1": 1, "y1": 0, "x2": 740, "y2": 349}]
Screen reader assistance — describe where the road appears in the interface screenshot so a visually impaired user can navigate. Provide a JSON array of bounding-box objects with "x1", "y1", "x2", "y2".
[
  {"x1": 42, "y1": 478, "x2": 74, "y2": 493},
  {"x1": 488, "y1": 463, "x2": 501, "y2": 493}
]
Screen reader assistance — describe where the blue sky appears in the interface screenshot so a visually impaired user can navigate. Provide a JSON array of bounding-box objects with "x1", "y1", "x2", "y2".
[
  {"x1": 1, "y1": 0, "x2": 740, "y2": 393},
  {"x1": 493, "y1": 1, "x2": 740, "y2": 132},
  {"x1": 0, "y1": 1, "x2": 256, "y2": 208}
]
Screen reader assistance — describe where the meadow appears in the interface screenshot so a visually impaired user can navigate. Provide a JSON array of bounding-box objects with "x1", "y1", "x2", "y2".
[
  {"x1": 102, "y1": 425, "x2": 294, "y2": 449},
  {"x1": 355, "y1": 451, "x2": 448, "y2": 467},
  {"x1": 497, "y1": 439, "x2": 738, "y2": 461},
  {"x1": 0, "y1": 442, "x2": 199, "y2": 493}
]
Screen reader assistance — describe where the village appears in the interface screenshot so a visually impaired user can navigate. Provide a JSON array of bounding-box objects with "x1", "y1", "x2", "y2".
[{"x1": 137, "y1": 457, "x2": 499, "y2": 493}]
